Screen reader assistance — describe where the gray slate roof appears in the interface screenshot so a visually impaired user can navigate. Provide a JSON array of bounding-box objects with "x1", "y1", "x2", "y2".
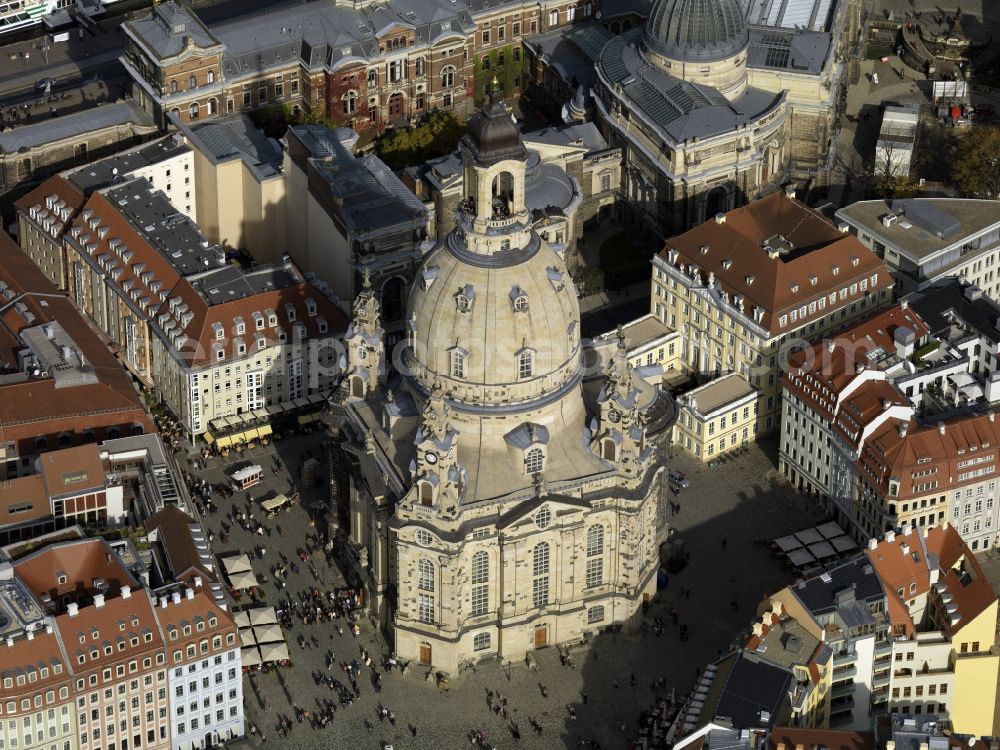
[
  {"x1": 905, "y1": 278, "x2": 1000, "y2": 347},
  {"x1": 524, "y1": 25, "x2": 611, "y2": 88},
  {"x1": 66, "y1": 133, "x2": 190, "y2": 193},
  {"x1": 187, "y1": 114, "x2": 283, "y2": 180},
  {"x1": 128, "y1": 3, "x2": 220, "y2": 58},
  {"x1": 791, "y1": 554, "x2": 885, "y2": 617},
  {"x1": 747, "y1": 27, "x2": 831, "y2": 73},
  {"x1": 0, "y1": 102, "x2": 154, "y2": 154},
  {"x1": 525, "y1": 121, "x2": 609, "y2": 154},
  {"x1": 599, "y1": 29, "x2": 782, "y2": 144},
  {"x1": 290, "y1": 125, "x2": 428, "y2": 233},
  {"x1": 711, "y1": 652, "x2": 791, "y2": 728}
]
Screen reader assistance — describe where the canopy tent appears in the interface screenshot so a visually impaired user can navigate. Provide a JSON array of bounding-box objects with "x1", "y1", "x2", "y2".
[
  {"x1": 794, "y1": 527, "x2": 824, "y2": 546},
  {"x1": 774, "y1": 534, "x2": 802, "y2": 552},
  {"x1": 298, "y1": 414, "x2": 317, "y2": 426},
  {"x1": 233, "y1": 611, "x2": 252, "y2": 629},
  {"x1": 816, "y1": 521, "x2": 846, "y2": 540},
  {"x1": 808, "y1": 540, "x2": 837, "y2": 559},
  {"x1": 949, "y1": 371, "x2": 975, "y2": 388},
  {"x1": 239, "y1": 628, "x2": 256, "y2": 647},
  {"x1": 252, "y1": 623, "x2": 284, "y2": 644},
  {"x1": 306, "y1": 393, "x2": 325, "y2": 405},
  {"x1": 222, "y1": 555, "x2": 254, "y2": 575},
  {"x1": 227, "y1": 569, "x2": 259, "y2": 590},
  {"x1": 259, "y1": 641, "x2": 290, "y2": 663},
  {"x1": 830, "y1": 535, "x2": 858, "y2": 552},
  {"x1": 241, "y1": 647, "x2": 262, "y2": 668},
  {"x1": 787, "y1": 548, "x2": 816, "y2": 567},
  {"x1": 249, "y1": 607, "x2": 278, "y2": 627}
]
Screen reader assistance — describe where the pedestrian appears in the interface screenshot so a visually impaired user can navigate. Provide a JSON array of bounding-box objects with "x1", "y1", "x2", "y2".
[
  {"x1": 630, "y1": 673, "x2": 636, "y2": 688},
  {"x1": 721, "y1": 537, "x2": 727, "y2": 549},
  {"x1": 613, "y1": 679, "x2": 618, "y2": 689},
  {"x1": 582, "y1": 692, "x2": 588, "y2": 704}
]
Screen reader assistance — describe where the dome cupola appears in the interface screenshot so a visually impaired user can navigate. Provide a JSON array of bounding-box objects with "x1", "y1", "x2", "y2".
[
  {"x1": 462, "y1": 81, "x2": 526, "y2": 167},
  {"x1": 642, "y1": 0, "x2": 749, "y2": 63}
]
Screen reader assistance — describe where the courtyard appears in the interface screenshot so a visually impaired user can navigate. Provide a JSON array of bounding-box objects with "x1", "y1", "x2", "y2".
[{"x1": 181, "y1": 430, "x2": 824, "y2": 750}]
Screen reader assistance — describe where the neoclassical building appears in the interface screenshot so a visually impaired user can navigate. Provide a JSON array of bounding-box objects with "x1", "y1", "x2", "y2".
[
  {"x1": 328, "y1": 93, "x2": 674, "y2": 671},
  {"x1": 592, "y1": 0, "x2": 848, "y2": 235}
]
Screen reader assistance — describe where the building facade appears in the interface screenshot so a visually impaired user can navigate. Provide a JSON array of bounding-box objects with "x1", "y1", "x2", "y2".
[
  {"x1": 329, "y1": 94, "x2": 674, "y2": 672},
  {"x1": 650, "y1": 189, "x2": 893, "y2": 435},
  {"x1": 836, "y1": 198, "x2": 1000, "y2": 297}
]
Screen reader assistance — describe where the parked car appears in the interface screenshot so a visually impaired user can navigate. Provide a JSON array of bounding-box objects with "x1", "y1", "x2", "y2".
[{"x1": 668, "y1": 469, "x2": 689, "y2": 488}]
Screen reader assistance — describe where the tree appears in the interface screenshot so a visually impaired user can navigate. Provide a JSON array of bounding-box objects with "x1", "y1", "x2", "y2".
[
  {"x1": 954, "y1": 126, "x2": 1000, "y2": 199},
  {"x1": 377, "y1": 111, "x2": 466, "y2": 170}
]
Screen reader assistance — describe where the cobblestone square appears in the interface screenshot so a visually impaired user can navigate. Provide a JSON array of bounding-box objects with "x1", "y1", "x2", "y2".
[{"x1": 188, "y1": 433, "x2": 822, "y2": 750}]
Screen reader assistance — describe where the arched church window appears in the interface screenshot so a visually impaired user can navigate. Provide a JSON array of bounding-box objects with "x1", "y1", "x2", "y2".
[
  {"x1": 417, "y1": 559, "x2": 435, "y2": 623},
  {"x1": 450, "y1": 349, "x2": 466, "y2": 378},
  {"x1": 524, "y1": 447, "x2": 544, "y2": 474},
  {"x1": 532, "y1": 543, "x2": 549, "y2": 608},
  {"x1": 517, "y1": 350, "x2": 533, "y2": 379},
  {"x1": 470, "y1": 551, "x2": 489, "y2": 616}
]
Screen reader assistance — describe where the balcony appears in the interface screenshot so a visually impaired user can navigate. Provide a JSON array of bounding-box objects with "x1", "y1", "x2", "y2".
[
  {"x1": 833, "y1": 665, "x2": 858, "y2": 681},
  {"x1": 874, "y1": 640, "x2": 893, "y2": 657},
  {"x1": 831, "y1": 682, "x2": 856, "y2": 700},
  {"x1": 833, "y1": 650, "x2": 857, "y2": 667},
  {"x1": 873, "y1": 672, "x2": 891, "y2": 689}
]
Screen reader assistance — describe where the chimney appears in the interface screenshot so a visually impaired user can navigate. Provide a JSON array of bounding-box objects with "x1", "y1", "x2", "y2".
[
  {"x1": 924, "y1": 525, "x2": 932, "y2": 538},
  {"x1": 121, "y1": 585, "x2": 131, "y2": 600},
  {"x1": 67, "y1": 603, "x2": 79, "y2": 618},
  {"x1": 938, "y1": 422, "x2": 946, "y2": 435},
  {"x1": 868, "y1": 538, "x2": 878, "y2": 550},
  {"x1": 184, "y1": 588, "x2": 194, "y2": 601},
  {"x1": 888, "y1": 741, "x2": 896, "y2": 750},
  {"x1": 837, "y1": 221, "x2": 849, "y2": 233},
  {"x1": 900, "y1": 299, "x2": 909, "y2": 310},
  {"x1": 901, "y1": 542, "x2": 910, "y2": 555},
  {"x1": 753, "y1": 622, "x2": 764, "y2": 636},
  {"x1": 26, "y1": 630, "x2": 34, "y2": 641},
  {"x1": 899, "y1": 422, "x2": 909, "y2": 438},
  {"x1": 795, "y1": 744, "x2": 805, "y2": 750},
  {"x1": 93, "y1": 594, "x2": 105, "y2": 608},
  {"x1": 827, "y1": 340, "x2": 835, "y2": 353},
  {"x1": 885, "y1": 530, "x2": 896, "y2": 543},
  {"x1": 880, "y1": 397, "x2": 890, "y2": 411},
  {"x1": 193, "y1": 576, "x2": 202, "y2": 589},
  {"x1": 4, "y1": 638, "x2": 11, "y2": 648},
  {"x1": 45, "y1": 625, "x2": 52, "y2": 635},
  {"x1": 785, "y1": 185, "x2": 797, "y2": 199},
  {"x1": 160, "y1": 597, "x2": 168, "y2": 609},
  {"x1": 171, "y1": 591, "x2": 181, "y2": 605},
  {"x1": 715, "y1": 213, "x2": 726, "y2": 224},
  {"x1": 942, "y1": 519, "x2": 950, "y2": 530},
  {"x1": 903, "y1": 523, "x2": 913, "y2": 537}
]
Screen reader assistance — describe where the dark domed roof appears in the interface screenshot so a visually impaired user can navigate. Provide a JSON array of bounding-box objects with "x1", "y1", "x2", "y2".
[
  {"x1": 462, "y1": 90, "x2": 526, "y2": 166},
  {"x1": 643, "y1": 0, "x2": 749, "y2": 62}
]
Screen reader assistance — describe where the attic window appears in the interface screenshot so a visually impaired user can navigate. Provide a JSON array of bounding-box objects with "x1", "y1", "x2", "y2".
[
  {"x1": 699, "y1": 244, "x2": 710, "y2": 255},
  {"x1": 831, "y1": 265, "x2": 839, "y2": 276},
  {"x1": 790, "y1": 283, "x2": 799, "y2": 293},
  {"x1": 721, "y1": 259, "x2": 732, "y2": 270},
  {"x1": 809, "y1": 275, "x2": 818, "y2": 286},
  {"x1": 305, "y1": 298, "x2": 317, "y2": 317},
  {"x1": 851, "y1": 256, "x2": 860, "y2": 267},
  {"x1": 745, "y1": 275, "x2": 755, "y2": 286}
]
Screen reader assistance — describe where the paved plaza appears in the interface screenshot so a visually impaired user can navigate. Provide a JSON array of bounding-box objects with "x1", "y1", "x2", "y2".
[{"x1": 183, "y1": 431, "x2": 823, "y2": 750}]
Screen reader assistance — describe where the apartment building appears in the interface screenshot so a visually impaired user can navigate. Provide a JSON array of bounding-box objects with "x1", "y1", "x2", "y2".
[
  {"x1": 0, "y1": 235, "x2": 153, "y2": 475},
  {"x1": 746, "y1": 602, "x2": 833, "y2": 729},
  {"x1": 766, "y1": 555, "x2": 889, "y2": 729},
  {"x1": 866, "y1": 523, "x2": 999, "y2": 736},
  {"x1": 178, "y1": 115, "x2": 284, "y2": 263},
  {"x1": 836, "y1": 198, "x2": 1000, "y2": 296},
  {"x1": 0, "y1": 536, "x2": 243, "y2": 750},
  {"x1": 284, "y1": 124, "x2": 430, "y2": 339},
  {"x1": 650, "y1": 189, "x2": 893, "y2": 434},
  {"x1": 14, "y1": 177, "x2": 87, "y2": 290},
  {"x1": 61, "y1": 178, "x2": 347, "y2": 439},
  {"x1": 675, "y1": 373, "x2": 762, "y2": 460},
  {"x1": 157, "y1": 585, "x2": 242, "y2": 750},
  {"x1": 13, "y1": 540, "x2": 172, "y2": 750},
  {"x1": 591, "y1": 314, "x2": 684, "y2": 385}
]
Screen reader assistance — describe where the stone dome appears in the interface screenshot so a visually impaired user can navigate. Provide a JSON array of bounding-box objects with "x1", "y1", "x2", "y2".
[
  {"x1": 643, "y1": 0, "x2": 749, "y2": 62},
  {"x1": 406, "y1": 235, "x2": 582, "y2": 410},
  {"x1": 462, "y1": 93, "x2": 526, "y2": 167}
]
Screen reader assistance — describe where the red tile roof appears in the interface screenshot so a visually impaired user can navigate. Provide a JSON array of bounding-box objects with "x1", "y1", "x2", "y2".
[
  {"x1": 0, "y1": 631, "x2": 71, "y2": 702},
  {"x1": 866, "y1": 524, "x2": 997, "y2": 637},
  {"x1": 659, "y1": 192, "x2": 892, "y2": 335},
  {"x1": 14, "y1": 538, "x2": 137, "y2": 602},
  {"x1": 769, "y1": 726, "x2": 876, "y2": 750},
  {"x1": 0, "y1": 234, "x2": 152, "y2": 451},
  {"x1": 13, "y1": 175, "x2": 86, "y2": 229},
  {"x1": 145, "y1": 504, "x2": 216, "y2": 583}
]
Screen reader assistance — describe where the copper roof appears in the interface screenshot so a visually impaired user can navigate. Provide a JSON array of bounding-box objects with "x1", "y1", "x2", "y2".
[
  {"x1": 659, "y1": 192, "x2": 892, "y2": 335},
  {"x1": 14, "y1": 538, "x2": 137, "y2": 602}
]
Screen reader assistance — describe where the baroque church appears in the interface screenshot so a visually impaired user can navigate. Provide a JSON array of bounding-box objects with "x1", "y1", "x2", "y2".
[{"x1": 327, "y1": 91, "x2": 675, "y2": 672}]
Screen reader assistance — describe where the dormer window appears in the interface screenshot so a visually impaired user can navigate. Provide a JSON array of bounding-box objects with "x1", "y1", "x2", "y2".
[
  {"x1": 851, "y1": 256, "x2": 860, "y2": 267},
  {"x1": 510, "y1": 286, "x2": 529, "y2": 311},
  {"x1": 285, "y1": 303, "x2": 297, "y2": 322},
  {"x1": 253, "y1": 312, "x2": 264, "y2": 330},
  {"x1": 256, "y1": 335, "x2": 266, "y2": 351},
  {"x1": 456, "y1": 294, "x2": 471, "y2": 312},
  {"x1": 809, "y1": 275, "x2": 818, "y2": 286},
  {"x1": 213, "y1": 343, "x2": 225, "y2": 361},
  {"x1": 234, "y1": 317, "x2": 245, "y2": 335},
  {"x1": 305, "y1": 298, "x2": 317, "y2": 317},
  {"x1": 790, "y1": 283, "x2": 799, "y2": 293},
  {"x1": 317, "y1": 316, "x2": 328, "y2": 334},
  {"x1": 266, "y1": 309, "x2": 277, "y2": 327},
  {"x1": 212, "y1": 322, "x2": 224, "y2": 340},
  {"x1": 235, "y1": 338, "x2": 246, "y2": 356}
]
